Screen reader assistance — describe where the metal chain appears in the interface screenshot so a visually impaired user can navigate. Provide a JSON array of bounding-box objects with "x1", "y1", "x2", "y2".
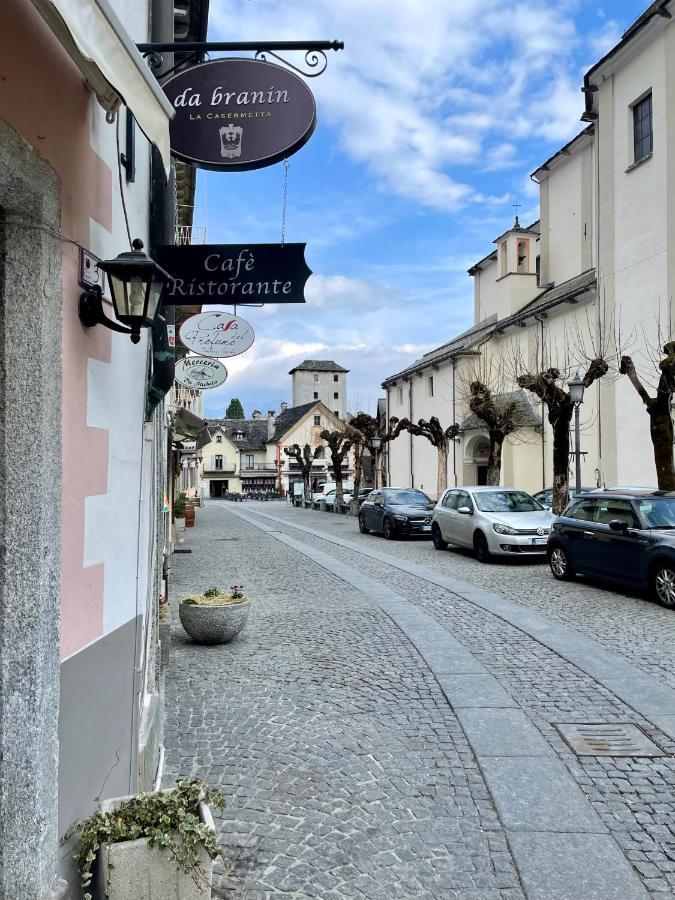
[{"x1": 281, "y1": 159, "x2": 290, "y2": 246}]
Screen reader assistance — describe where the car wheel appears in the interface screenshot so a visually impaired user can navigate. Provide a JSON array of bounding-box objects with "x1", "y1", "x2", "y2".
[
  {"x1": 549, "y1": 545, "x2": 574, "y2": 581},
  {"x1": 652, "y1": 563, "x2": 675, "y2": 608},
  {"x1": 473, "y1": 531, "x2": 490, "y2": 563},
  {"x1": 432, "y1": 524, "x2": 448, "y2": 551},
  {"x1": 358, "y1": 515, "x2": 369, "y2": 534},
  {"x1": 383, "y1": 518, "x2": 396, "y2": 540}
]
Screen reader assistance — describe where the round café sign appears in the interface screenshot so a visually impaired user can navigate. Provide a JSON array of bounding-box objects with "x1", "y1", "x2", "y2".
[
  {"x1": 162, "y1": 58, "x2": 317, "y2": 171},
  {"x1": 179, "y1": 311, "x2": 255, "y2": 358},
  {"x1": 175, "y1": 356, "x2": 228, "y2": 390}
]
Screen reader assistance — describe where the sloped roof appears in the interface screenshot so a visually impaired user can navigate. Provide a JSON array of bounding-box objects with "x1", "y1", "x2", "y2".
[
  {"x1": 269, "y1": 401, "x2": 319, "y2": 440},
  {"x1": 205, "y1": 418, "x2": 269, "y2": 451},
  {"x1": 288, "y1": 360, "x2": 349, "y2": 374},
  {"x1": 461, "y1": 390, "x2": 542, "y2": 431},
  {"x1": 382, "y1": 269, "x2": 597, "y2": 386}
]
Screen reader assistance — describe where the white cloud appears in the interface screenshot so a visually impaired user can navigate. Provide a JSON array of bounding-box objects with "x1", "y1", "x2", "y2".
[{"x1": 208, "y1": 0, "x2": 588, "y2": 212}]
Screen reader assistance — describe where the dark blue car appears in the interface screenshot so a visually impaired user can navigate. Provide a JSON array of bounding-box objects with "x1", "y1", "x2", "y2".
[
  {"x1": 547, "y1": 489, "x2": 675, "y2": 607},
  {"x1": 359, "y1": 488, "x2": 434, "y2": 539}
]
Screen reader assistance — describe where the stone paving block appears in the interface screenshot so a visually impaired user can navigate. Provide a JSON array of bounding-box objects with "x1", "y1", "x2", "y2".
[
  {"x1": 507, "y1": 832, "x2": 648, "y2": 899},
  {"x1": 436, "y1": 674, "x2": 518, "y2": 709},
  {"x1": 456, "y1": 708, "x2": 553, "y2": 757},
  {"x1": 480, "y1": 757, "x2": 606, "y2": 833}
]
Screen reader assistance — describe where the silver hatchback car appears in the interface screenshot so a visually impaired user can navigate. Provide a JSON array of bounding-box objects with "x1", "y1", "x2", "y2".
[{"x1": 431, "y1": 486, "x2": 555, "y2": 562}]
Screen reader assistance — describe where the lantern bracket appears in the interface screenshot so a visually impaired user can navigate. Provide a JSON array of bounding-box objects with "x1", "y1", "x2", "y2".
[{"x1": 79, "y1": 287, "x2": 140, "y2": 344}]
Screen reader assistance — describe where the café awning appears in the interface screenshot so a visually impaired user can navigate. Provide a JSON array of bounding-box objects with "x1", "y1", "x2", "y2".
[
  {"x1": 173, "y1": 407, "x2": 211, "y2": 449},
  {"x1": 30, "y1": 0, "x2": 174, "y2": 171}
]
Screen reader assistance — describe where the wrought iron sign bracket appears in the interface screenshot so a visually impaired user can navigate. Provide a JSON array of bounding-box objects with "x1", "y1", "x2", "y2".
[{"x1": 136, "y1": 40, "x2": 344, "y2": 79}]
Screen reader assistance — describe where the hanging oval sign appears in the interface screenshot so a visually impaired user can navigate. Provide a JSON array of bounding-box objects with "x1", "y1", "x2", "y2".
[
  {"x1": 175, "y1": 356, "x2": 228, "y2": 390},
  {"x1": 162, "y1": 58, "x2": 317, "y2": 171},
  {"x1": 179, "y1": 311, "x2": 255, "y2": 358}
]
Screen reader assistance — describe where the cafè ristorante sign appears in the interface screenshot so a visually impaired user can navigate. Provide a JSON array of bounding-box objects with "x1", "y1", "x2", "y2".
[{"x1": 162, "y1": 58, "x2": 317, "y2": 170}]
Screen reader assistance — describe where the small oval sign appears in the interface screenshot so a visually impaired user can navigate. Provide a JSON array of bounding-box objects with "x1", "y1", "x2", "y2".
[
  {"x1": 175, "y1": 356, "x2": 228, "y2": 390},
  {"x1": 162, "y1": 58, "x2": 317, "y2": 171},
  {"x1": 179, "y1": 311, "x2": 255, "y2": 358}
]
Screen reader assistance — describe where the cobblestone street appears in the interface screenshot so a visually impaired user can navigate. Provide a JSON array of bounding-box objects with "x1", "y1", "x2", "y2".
[{"x1": 164, "y1": 501, "x2": 675, "y2": 899}]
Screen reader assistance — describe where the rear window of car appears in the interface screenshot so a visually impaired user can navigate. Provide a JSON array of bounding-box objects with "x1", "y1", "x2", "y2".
[
  {"x1": 636, "y1": 498, "x2": 675, "y2": 528},
  {"x1": 474, "y1": 491, "x2": 541, "y2": 512},
  {"x1": 565, "y1": 499, "x2": 599, "y2": 521}
]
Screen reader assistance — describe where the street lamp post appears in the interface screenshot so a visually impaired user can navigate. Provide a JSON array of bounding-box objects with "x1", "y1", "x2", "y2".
[
  {"x1": 567, "y1": 372, "x2": 585, "y2": 495},
  {"x1": 371, "y1": 434, "x2": 382, "y2": 490}
]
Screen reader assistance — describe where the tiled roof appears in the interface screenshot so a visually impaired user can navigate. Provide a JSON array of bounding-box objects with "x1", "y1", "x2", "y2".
[
  {"x1": 382, "y1": 269, "x2": 597, "y2": 386},
  {"x1": 288, "y1": 360, "x2": 349, "y2": 374},
  {"x1": 270, "y1": 402, "x2": 321, "y2": 441},
  {"x1": 205, "y1": 418, "x2": 269, "y2": 450},
  {"x1": 461, "y1": 390, "x2": 542, "y2": 432}
]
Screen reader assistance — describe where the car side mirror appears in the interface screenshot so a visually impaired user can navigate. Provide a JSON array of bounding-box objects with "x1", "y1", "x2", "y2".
[
  {"x1": 608, "y1": 519, "x2": 629, "y2": 532},
  {"x1": 457, "y1": 506, "x2": 472, "y2": 515}
]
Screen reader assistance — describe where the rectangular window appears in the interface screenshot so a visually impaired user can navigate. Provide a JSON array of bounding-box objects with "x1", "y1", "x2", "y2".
[
  {"x1": 633, "y1": 93, "x2": 653, "y2": 163},
  {"x1": 245, "y1": 454, "x2": 254, "y2": 468},
  {"x1": 314, "y1": 415, "x2": 321, "y2": 426},
  {"x1": 313, "y1": 391, "x2": 318, "y2": 399},
  {"x1": 334, "y1": 410, "x2": 339, "y2": 417},
  {"x1": 333, "y1": 374, "x2": 339, "y2": 382},
  {"x1": 535, "y1": 255, "x2": 541, "y2": 286},
  {"x1": 215, "y1": 435, "x2": 222, "y2": 443},
  {"x1": 314, "y1": 373, "x2": 319, "y2": 382},
  {"x1": 427, "y1": 376, "x2": 434, "y2": 398},
  {"x1": 215, "y1": 455, "x2": 223, "y2": 470},
  {"x1": 333, "y1": 392, "x2": 339, "y2": 399},
  {"x1": 397, "y1": 386, "x2": 403, "y2": 404}
]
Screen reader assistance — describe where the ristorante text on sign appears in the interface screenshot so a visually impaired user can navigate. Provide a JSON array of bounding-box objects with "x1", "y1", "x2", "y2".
[
  {"x1": 162, "y1": 58, "x2": 317, "y2": 171},
  {"x1": 155, "y1": 243, "x2": 312, "y2": 305}
]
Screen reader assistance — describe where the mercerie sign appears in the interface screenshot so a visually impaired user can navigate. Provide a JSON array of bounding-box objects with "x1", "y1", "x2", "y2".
[
  {"x1": 155, "y1": 243, "x2": 312, "y2": 305},
  {"x1": 162, "y1": 58, "x2": 317, "y2": 170}
]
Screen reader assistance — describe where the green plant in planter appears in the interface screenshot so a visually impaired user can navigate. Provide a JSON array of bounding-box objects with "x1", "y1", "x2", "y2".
[
  {"x1": 72, "y1": 778, "x2": 225, "y2": 899},
  {"x1": 184, "y1": 585, "x2": 248, "y2": 606},
  {"x1": 174, "y1": 493, "x2": 187, "y2": 519}
]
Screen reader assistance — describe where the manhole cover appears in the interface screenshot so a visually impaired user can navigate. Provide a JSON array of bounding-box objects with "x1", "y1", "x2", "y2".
[{"x1": 555, "y1": 723, "x2": 664, "y2": 757}]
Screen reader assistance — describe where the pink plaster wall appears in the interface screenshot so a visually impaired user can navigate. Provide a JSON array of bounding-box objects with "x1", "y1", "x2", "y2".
[{"x1": 0, "y1": 0, "x2": 114, "y2": 658}]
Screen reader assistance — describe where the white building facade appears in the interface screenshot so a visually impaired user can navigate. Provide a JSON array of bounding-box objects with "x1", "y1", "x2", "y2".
[
  {"x1": 290, "y1": 359, "x2": 349, "y2": 420},
  {"x1": 384, "y1": 1, "x2": 675, "y2": 500}
]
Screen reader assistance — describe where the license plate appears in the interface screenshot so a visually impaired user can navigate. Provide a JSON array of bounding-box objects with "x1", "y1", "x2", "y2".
[
  {"x1": 531, "y1": 538, "x2": 547, "y2": 545},
  {"x1": 421, "y1": 525, "x2": 431, "y2": 531}
]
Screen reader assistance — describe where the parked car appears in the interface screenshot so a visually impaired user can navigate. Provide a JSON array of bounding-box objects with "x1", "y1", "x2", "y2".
[
  {"x1": 355, "y1": 487, "x2": 373, "y2": 507},
  {"x1": 358, "y1": 488, "x2": 434, "y2": 539},
  {"x1": 312, "y1": 481, "x2": 354, "y2": 503},
  {"x1": 533, "y1": 486, "x2": 595, "y2": 510},
  {"x1": 432, "y1": 486, "x2": 554, "y2": 562},
  {"x1": 323, "y1": 486, "x2": 352, "y2": 507},
  {"x1": 547, "y1": 489, "x2": 675, "y2": 607}
]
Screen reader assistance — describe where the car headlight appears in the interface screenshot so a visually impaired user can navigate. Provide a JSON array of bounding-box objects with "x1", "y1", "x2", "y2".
[
  {"x1": 393, "y1": 514, "x2": 409, "y2": 522},
  {"x1": 493, "y1": 523, "x2": 518, "y2": 535}
]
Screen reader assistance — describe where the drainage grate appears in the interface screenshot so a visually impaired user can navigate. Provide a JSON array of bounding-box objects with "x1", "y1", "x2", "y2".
[{"x1": 555, "y1": 723, "x2": 665, "y2": 757}]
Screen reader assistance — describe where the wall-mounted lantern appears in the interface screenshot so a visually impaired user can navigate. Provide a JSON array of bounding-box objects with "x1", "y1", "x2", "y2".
[{"x1": 79, "y1": 239, "x2": 173, "y2": 344}]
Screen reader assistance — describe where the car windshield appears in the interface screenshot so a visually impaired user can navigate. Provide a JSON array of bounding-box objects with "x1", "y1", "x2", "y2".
[
  {"x1": 474, "y1": 490, "x2": 542, "y2": 513},
  {"x1": 636, "y1": 498, "x2": 675, "y2": 528},
  {"x1": 386, "y1": 490, "x2": 431, "y2": 505}
]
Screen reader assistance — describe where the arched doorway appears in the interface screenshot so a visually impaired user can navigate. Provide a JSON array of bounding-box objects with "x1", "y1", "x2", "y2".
[{"x1": 463, "y1": 434, "x2": 490, "y2": 486}]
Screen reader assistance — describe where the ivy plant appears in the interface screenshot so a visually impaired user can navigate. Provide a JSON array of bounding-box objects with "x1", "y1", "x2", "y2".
[{"x1": 72, "y1": 778, "x2": 225, "y2": 899}]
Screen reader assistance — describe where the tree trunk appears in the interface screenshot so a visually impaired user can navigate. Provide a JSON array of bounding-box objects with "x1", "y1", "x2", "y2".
[
  {"x1": 353, "y1": 445, "x2": 363, "y2": 496},
  {"x1": 334, "y1": 459, "x2": 344, "y2": 502},
  {"x1": 649, "y1": 406, "x2": 675, "y2": 490},
  {"x1": 487, "y1": 436, "x2": 502, "y2": 486},
  {"x1": 436, "y1": 442, "x2": 448, "y2": 499},
  {"x1": 551, "y1": 416, "x2": 571, "y2": 515},
  {"x1": 303, "y1": 469, "x2": 311, "y2": 500},
  {"x1": 376, "y1": 451, "x2": 385, "y2": 488}
]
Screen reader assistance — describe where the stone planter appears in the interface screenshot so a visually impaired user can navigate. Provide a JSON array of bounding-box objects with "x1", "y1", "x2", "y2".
[
  {"x1": 179, "y1": 597, "x2": 251, "y2": 645},
  {"x1": 95, "y1": 793, "x2": 214, "y2": 900}
]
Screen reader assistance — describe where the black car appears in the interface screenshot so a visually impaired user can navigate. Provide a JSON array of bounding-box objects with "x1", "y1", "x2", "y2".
[
  {"x1": 359, "y1": 488, "x2": 434, "y2": 539},
  {"x1": 547, "y1": 490, "x2": 675, "y2": 607}
]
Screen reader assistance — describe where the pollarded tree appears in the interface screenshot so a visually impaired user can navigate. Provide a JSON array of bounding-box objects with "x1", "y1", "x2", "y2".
[
  {"x1": 320, "y1": 427, "x2": 359, "y2": 502},
  {"x1": 467, "y1": 381, "x2": 519, "y2": 486},
  {"x1": 348, "y1": 413, "x2": 400, "y2": 494},
  {"x1": 284, "y1": 443, "x2": 322, "y2": 499},
  {"x1": 392, "y1": 416, "x2": 460, "y2": 499},
  {"x1": 517, "y1": 359, "x2": 608, "y2": 514},
  {"x1": 619, "y1": 342, "x2": 675, "y2": 490}
]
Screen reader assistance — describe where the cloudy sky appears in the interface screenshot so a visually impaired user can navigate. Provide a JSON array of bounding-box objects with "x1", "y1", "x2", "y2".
[{"x1": 194, "y1": 0, "x2": 643, "y2": 418}]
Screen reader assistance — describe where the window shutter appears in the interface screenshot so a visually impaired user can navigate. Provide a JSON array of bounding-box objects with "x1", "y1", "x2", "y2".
[{"x1": 211, "y1": 455, "x2": 215, "y2": 469}]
